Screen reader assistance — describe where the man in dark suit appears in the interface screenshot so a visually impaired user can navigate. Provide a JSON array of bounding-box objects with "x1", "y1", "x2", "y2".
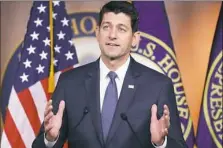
[{"x1": 32, "y1": 1, "x2": 187, "y2": 148}]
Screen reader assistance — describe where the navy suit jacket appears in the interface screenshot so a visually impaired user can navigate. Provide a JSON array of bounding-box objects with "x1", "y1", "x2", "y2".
[{"x1": 32, "y1": 57, "x2": 187, "y2": 148}]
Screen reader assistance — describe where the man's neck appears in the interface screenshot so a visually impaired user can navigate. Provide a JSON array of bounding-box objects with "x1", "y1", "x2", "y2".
[{"x1": 101, "y1": 55, "x2": 129, "y2": 71}]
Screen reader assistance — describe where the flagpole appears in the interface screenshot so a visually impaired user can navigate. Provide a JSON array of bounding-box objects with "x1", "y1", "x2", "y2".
[{"x1": 48, "y1": 0, "x2": 55, "y2": 93}]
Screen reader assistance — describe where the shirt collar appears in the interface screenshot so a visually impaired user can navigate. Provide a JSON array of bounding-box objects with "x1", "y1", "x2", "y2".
[{"x1": 100, "y1": 57, "x2": 130, "y2": 80}]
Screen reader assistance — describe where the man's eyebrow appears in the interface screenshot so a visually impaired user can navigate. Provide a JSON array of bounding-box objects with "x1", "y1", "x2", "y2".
[
  {"x1": 118, "y1": 24, "x2": 128, "y2": 28},
  {"x1": 101, "y1": 22, "x2": 130, "y2": 30},
  {"x1": 101, "y1": 21, "x2": 110, "y2": 25}
]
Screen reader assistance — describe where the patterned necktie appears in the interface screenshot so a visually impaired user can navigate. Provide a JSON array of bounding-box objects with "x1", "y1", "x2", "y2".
[{"x1": 101, "y1": 71, "x2": 118, "y2": 141}]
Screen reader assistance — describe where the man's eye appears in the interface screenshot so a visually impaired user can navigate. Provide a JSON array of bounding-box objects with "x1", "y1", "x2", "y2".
[
  {"x1": 119, "y1": 28, "x2": 126, "y2": 32},
  {"x1": 102, "y1": 25, "x2": 109, "y2": 30}
]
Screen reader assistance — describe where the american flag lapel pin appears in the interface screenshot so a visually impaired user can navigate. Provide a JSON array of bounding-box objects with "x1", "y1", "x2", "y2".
[{"x1": 128, "y1": 85, "x2": 134, "y2": 89}]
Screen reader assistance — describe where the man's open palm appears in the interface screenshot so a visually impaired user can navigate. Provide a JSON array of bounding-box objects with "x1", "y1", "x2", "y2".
[
  {"x1": 150, "y1": 104, "x2": 170, "y2": 145},
  {"x1": 44, "y1": 100, "x2": 65, "y2": 141}
]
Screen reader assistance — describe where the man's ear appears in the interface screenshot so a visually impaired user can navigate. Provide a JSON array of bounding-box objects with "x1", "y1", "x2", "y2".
[{"x1": 132, "y1": 31, "x2": 140, "y2": 47}]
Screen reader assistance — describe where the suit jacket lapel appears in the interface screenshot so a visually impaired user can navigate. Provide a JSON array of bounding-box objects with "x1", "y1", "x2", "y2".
[
  {"x1": 106, "y1": 58, "x2": 141, "y2": 145},
  {"x1": 84, "y1": 60, "x2": 105, "y2": 147}
]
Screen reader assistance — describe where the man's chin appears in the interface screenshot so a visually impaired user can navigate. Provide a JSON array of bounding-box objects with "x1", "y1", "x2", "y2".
[
  {"x1": 104, "y1": 53, "x2": 119, "y2": 60},
  {"x1": 109, "y1": 57, "x2": 117, "y2": 61}
]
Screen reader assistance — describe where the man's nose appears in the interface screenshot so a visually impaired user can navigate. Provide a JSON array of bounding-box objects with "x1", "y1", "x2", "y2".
[{"x1": 108, "y1": 28, "x2": 117, "y2": 40}]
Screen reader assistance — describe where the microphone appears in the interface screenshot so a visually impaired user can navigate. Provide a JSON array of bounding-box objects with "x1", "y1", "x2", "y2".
[
  {"x1": 83, "y1": 107, "x2": 89, "y2": 115},
  {"x1": 120, "y1": 113, "x2": 143, "y2": 148},
  {"x1": 72, "y1": 107, "x2": 89, "y2": 130}
]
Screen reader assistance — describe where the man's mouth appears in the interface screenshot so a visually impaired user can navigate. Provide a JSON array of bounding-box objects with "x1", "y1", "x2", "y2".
[{"x1": 106, "y1": 43, "x2": 120, "y2": 46}]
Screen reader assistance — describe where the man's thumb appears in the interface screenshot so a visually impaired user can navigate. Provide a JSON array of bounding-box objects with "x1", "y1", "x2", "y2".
[
  {"x1": 151, "y1": 104, "x2": 158, "y2": 120},
  {"x1": 57, "y1": 100, "x2": 65, "y2": 118}
]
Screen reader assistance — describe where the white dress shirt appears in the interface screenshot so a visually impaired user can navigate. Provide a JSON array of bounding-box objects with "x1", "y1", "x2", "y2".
[
  {"x1": 45, "y1": 57, "x2": 167, "y2": 148},
  {"x1": 99, "y1": 57, "x2": 130, "y2": 110}
]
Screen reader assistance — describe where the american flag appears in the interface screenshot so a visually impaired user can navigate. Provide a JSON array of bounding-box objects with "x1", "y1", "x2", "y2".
[{"x1": 1, "y1": 1, "x2": 78, "y2": 148}]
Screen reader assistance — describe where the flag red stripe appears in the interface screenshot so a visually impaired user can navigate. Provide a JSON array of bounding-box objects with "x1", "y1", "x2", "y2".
[
  {"x1": 17, "y1": 89, "x2": 41, "y2": 136},
  {"x1": 63, "y1": 141, "x2": 68, "y2": 148},
  {"x1": 4, "y1": 109, "x2": 26, "y2": 148},
  {"x1": 62, "y1": 66, "x2": 73, "y2": 73}
]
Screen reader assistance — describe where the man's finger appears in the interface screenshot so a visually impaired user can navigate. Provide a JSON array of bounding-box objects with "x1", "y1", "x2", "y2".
[
  {"x1": 163, "y1": 105, "x2": 170, "y2": 116},
  {"x1": 160, "y1": 127, "x2": 168, "y2": 137},
  {"x1": 164, "y1": 115, "x2": 170, "y2": 128},
  {"x1": 45, "y1": 123, "x2": 54, "y2": 133},
  {"x1": 56, "y1": 100, "x2": 65, "y2": 118},
  {"x1": 46, "y1": 100, "x2": 52, "y2": 108},
  {"x1": 44, "y1": 100, "x2": 53, "y2": 116},
  {"x1": 44, "y1": 112, "x2": 54, "y2": 123},
  {"x1": 151, "y1": 104, "x2": 158, "y2": 121},
  {"x1": 44, "y1": 105, "x2": 53, "y2": 117}
]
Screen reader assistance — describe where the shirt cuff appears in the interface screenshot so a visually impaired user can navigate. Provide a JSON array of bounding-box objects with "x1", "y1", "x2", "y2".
[
  {"x1": 44, "y1": 133, "x2": 59, "y2": 148},
  {"x1": 152, "y1": 136, "x2": 167, "y2": 148}
]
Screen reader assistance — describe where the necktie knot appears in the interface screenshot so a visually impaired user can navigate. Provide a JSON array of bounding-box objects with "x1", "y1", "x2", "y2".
[{"x1": 108, "y1": 71, "x2": 117, "y2": 82}]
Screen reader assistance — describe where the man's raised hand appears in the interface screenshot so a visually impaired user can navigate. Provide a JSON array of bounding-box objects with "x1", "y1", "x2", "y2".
[{"x1": 44, "y1": 100, "x2": 65, "y2": 142}]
